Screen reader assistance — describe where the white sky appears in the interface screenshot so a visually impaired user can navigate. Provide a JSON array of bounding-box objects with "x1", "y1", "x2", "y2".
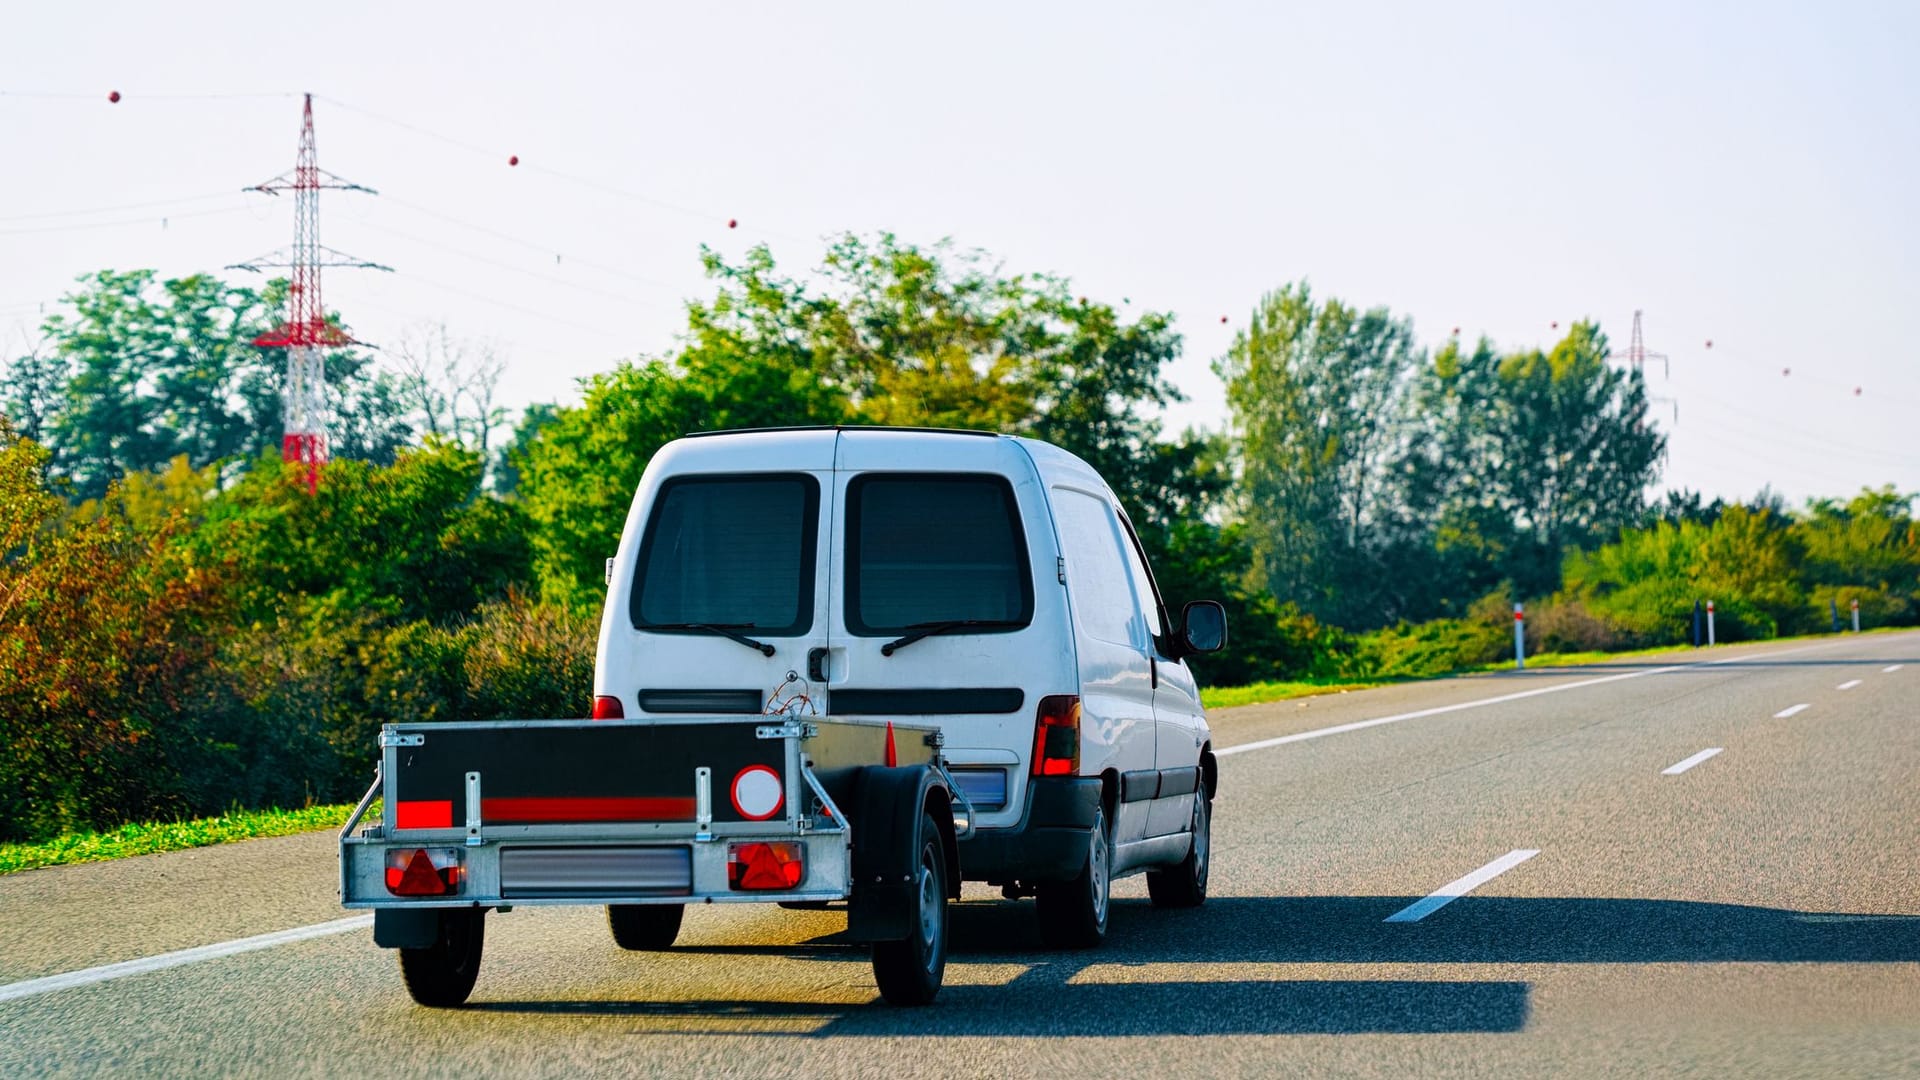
[{"x1": 3, "y1": 1, "x2": 1915, "y2": 504}]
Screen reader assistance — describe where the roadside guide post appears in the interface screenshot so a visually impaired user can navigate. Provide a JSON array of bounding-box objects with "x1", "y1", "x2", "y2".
[
  {"x1": 1514, "y1": 603, "x2": 1525, "y2": 669},
  {"x1": 1852, "y1": 598, "x2": 1860, "y2": 633},
  {"x1": 1691, "y1": 600, "x2": 1702, "y2": 647},
  {"x1": 1706, "y1": 600, "x2": 1716, "y2": 647}
]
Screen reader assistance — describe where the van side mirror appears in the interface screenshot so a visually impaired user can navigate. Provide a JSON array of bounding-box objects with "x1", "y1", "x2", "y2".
[{"x1": 1179, "y1": 600, "x2": 1227, "y2": 655}]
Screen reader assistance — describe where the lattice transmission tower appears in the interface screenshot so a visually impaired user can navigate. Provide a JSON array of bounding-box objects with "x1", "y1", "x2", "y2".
[
  {"x1": 231, "y1": 93, "x2": 388, "y2": 493},
  {"x1": 1611, "y1": 309, "x2": 1669, "y2": 379}
]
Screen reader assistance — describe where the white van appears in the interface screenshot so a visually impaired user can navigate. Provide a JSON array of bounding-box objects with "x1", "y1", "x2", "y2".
[{"x1": 594, "y1": 426, "x2": 1226, "y2": 948}]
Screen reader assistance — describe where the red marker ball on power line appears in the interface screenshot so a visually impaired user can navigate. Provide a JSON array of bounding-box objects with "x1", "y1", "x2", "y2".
[
  {"x1": 1782, "y1": 367, "x2": 1791, "y2": 376},
  {"x1": 1451, "y1": 326, "x2": 1460, "y2": 336},
  {"x1": 508, "y1": 155, "x2": 519, "y2": 166},
  {"x1": 728, "y1": 218, "x2": 738, "y2": 229},
  {"x1": 108, "y1": 90, "x2": 121, "y2": 103},
  {"x1": 1704, "y1": 339, "x2": 1713, "y2": 348},
  {"x1": 1220, "y1": 316, "x2": 1228, "y2": 324},
  {"x1": 1854, "y1": 387, "x2": 1863, "y2": 396},
  {"x1": 1550, "y1": 321, "x2": 1559, "y2": 330}
]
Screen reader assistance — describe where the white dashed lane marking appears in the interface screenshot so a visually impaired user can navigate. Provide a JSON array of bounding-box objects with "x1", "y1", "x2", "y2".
[
  {"x1": 1662, "y1": 748, "x2": 1724, "y2": 776},
  {"x1": 1774, "y1": 704, "x2": 1810, "y2": 718},
  {"x1": 1384, "y1": 849, "x2": 1540, "y2": 923}
]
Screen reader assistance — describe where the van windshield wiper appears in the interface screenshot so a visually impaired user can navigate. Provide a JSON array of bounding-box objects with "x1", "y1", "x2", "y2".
[
  {"x1": 881, "y1": 619, "x2": 1026, "y2": 656},
  {"x1": 643, "y1": 622, "x2": 777, "y2": 656}
]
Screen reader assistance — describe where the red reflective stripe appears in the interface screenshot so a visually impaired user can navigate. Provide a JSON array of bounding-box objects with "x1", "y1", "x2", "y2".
[
  {"x1": 395, "y1": 800, "x2": 453, "y2": 829},
  {"x1": 480, "y1": 796, "x2": 696, "y2": 822}
]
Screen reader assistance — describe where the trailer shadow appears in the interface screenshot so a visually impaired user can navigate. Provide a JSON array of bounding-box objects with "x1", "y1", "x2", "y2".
[{"x1": 467, "y1": 893, "x2": 1920, "y2": 1037}]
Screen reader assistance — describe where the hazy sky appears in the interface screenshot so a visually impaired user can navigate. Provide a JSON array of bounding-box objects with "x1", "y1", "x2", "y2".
[{"x1": 3, "y1": 1, "x2": 1915, "y2": 503}]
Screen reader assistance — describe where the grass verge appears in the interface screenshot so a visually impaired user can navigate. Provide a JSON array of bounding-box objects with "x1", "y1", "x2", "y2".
[
  {"x1": 1200, "y1": 679, "x2": 1385, "y2": 710},
  {"x1": 0, "y1": 802, "x2": 374, "y2": 874}
]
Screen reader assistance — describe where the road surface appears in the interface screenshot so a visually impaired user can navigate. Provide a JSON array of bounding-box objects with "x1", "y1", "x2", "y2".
[{"x1": 3, "y1": 632, "x2": 1918, "y2": 1077}]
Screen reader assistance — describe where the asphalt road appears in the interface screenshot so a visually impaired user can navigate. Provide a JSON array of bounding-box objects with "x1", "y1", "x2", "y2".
[{"x1": 3, "y1": 632, "x2": 1918, "y2": 1077}]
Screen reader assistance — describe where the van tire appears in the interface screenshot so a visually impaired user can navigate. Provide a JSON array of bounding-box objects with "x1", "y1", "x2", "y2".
[
  {"x1": 1147, "y1": 790, "x2": 1210, "y2": 908},
  {"x1": 399, "y1": 908, "x2": 485, "y2": 1007},
  {"x1": 1036, "y1": 805, "x2": 1110, "y2": 949},
  {"x1": 871, "y1": 812, "x2": 949, "y2": 1006},
  {"x1": 608, "y1": 903, "x2": 684, "y2": 950}
]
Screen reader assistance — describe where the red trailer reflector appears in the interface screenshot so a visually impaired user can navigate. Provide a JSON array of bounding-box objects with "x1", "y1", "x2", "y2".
[
  {"x1": 727, "y1": 842, "x2": 804, "y2": 890},
  {"x1": 385, "y1": 848, "x2": 464, "y2": 896},
  {"x1": 395, "y1": 800, "x2": 453, "y2": 830}
]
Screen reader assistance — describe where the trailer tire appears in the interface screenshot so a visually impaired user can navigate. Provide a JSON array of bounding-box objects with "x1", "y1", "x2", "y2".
[
  {"x1": 1036, "y1": 804, "x2": 1110, "y2": 949},
  {"x1": 398, "y1": 908, "x2": 485, "y2": 1008},
  {"x1": 870, "y1": 812, "x2": 949, "y2": 1006},
  {"x1": 608, "y1": 903, "x2": 684, "y2": 950}
]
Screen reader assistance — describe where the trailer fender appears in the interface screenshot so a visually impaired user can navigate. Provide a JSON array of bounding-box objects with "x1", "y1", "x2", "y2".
[{"x1": 845, "y1": 765, "x2": 954, "y2": 943}]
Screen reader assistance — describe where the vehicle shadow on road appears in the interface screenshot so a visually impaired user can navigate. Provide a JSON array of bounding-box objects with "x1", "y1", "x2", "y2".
[{"x1": 470, "y1": 893, "x2": 1919, "y2": 1035}]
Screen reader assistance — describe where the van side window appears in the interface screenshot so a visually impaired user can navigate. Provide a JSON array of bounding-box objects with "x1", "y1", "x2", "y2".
[
  {"x1": 845, "y1": 473, "x2": 1034, "y2": 634},
  {"x1": 1117, "y1": 516, "x2": 1167, "y2": 642},
  {"x1": 1051, "y1": 488, "x2": 1141, "y2": 648},
  {"x1": 630, "y1": 474, "x2": 819, "y2": 635}
]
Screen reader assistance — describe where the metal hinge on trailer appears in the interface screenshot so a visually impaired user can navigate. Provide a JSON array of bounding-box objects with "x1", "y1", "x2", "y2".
[
  {"x1": 379, "y1": 730, "x2": 425, "y2": 748},
  {"x1": 756, "y1": 722, "x2": 817, "y2": 740}
]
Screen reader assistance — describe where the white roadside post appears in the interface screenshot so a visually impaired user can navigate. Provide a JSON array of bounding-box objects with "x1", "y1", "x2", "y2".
[
  {"x1": 1852, "y1": 598, "x2": 1861, "y2": 633},
  {"x1": 1706, "y1": 600, "x2": 1716, "y2": 646},
  {"x1": 1514, "y1": 603, "x2": 1525, "y2": 669}
]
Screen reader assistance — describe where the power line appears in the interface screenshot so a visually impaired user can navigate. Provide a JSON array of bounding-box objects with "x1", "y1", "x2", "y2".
[
  {"x1": 0, "y1": 191, "x2": 244, "y2": 224},
  {"x1": 0, "y1": 204, "x2": 256, "y2": 236}
]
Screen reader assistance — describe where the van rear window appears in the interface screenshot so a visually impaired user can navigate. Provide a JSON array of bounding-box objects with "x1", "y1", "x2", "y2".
[
  {"x1": 630, "y1": 474, "x2": 818, "y2": 635},
  {"x1": 846, "y1": 473, "x2": 1033, "y2": 634}
]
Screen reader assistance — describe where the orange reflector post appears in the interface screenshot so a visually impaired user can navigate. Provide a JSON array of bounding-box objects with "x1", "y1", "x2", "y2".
[
  {"x1": 385, "y1": 848, "x2": 464, "y2": 896},
  {"x1": 727, "y1": 842, "x2": 805, "y2": 891}
]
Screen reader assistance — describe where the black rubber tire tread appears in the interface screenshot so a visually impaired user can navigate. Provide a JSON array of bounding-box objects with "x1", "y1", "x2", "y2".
[
  {"x1": 1146, "y1": 790, "x2": 1211, "y2": 909},
  {"x1": 871, "y1": 812, "x2": 949, "y2": 1006},
  {"x1": 398, "y1": 908, "x2": 485, "y2": 1008},
  {"x1": 1036, "y1": 804, "x2": 1110, "y2": 950},
  {"x1": 608, "y1": 903, "x2": 685, "y2": 950}
]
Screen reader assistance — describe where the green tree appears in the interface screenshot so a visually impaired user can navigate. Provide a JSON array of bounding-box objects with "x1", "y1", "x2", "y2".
[
  {"x1": 7, "y1": 270, "x2": 415, "y2": 498},
  {"x1": 1217, "y1": 282, "x2": 1422, "y2": 626}
]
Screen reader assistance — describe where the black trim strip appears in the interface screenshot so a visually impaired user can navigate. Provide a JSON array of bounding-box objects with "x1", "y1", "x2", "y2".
[
  {"x1": 638, "y1": 689, "x2": 763, "y2": 714},
  {"x1": 1156, "y1": 766, "x2": 1200, "y2": 798},
  {"x1": 1120, "y1": 769, "x2": 1160, "y2": 803},
  {"x1": 830, "y1": 688, "x2": 1025, "y2": 715}
]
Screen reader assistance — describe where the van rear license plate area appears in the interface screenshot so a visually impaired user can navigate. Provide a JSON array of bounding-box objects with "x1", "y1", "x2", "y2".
[
  {"x1": 949, "y1": 768, "x2": 1009, "y2": 811},
  {"x1": 499, "y1": 846, "x2": 693, "y2": 899}
]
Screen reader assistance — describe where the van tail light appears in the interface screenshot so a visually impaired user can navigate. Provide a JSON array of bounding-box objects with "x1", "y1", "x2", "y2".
[
  {"x1": 591, "y1": 695, "x2": 624, "y2": 720},
  {"x1": 728, "y1": 841, "x2": 805, "y2": 890},
  {"x1": 1032, "y1": 694, "x2": 1081, "y2": 777},
  {"x1": 385, "y1": 848, "x2": 464, "y2": 896}
]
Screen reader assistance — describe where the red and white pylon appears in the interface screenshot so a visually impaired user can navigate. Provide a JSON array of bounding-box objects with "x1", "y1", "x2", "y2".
[{"x1": 231, "y1": 93, "x2": 389, "y2": 493}]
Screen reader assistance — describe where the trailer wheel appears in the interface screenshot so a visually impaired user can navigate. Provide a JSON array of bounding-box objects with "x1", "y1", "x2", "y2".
[
  {"x1": 398, "y1": 908, "x2": 485, "y2": 1007},
  {"x1": 1037, "y1": 804, "x2": 1110, "y2": 949},
  {"x1": 608, "y1": 904, "x2": 684, "y2": 950},
  {"x1": 871, "y1": 812, "x2": 949, "y2": 1006},
  {"x1": 1147, "y1": 789, "x2": 1210, "y2": 908}
]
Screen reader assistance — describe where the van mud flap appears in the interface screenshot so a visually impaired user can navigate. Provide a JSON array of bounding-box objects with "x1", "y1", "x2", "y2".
[{"x1": 845, "y1": 765, "x2": 956, "y2": 943}]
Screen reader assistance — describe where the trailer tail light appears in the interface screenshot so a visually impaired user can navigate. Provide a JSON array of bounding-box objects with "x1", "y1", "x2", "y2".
[
  {"x1": 385, "y1": 848, "x2": 464, "y2": 896},
  {"x1": 1032, "y1": 694, "x2": 1081, "y2": 777},
  {"x1": 727, "y1": 841, "x2": 804, "y2": 891},
  {"x1": 591, "y1": 695, "x2": 624, "y2": 720}
]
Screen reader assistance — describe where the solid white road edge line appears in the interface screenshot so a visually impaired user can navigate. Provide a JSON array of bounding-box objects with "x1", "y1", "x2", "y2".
[
  {"x1": 1774, "y1": 704, "x2": 1810, "y2": 718},
  {"x1": 0, "y1": 914, "x2": 372, "y2": 1006},
  {"x1": 1215, "y1": 639, "x2": 1844, "y2": 758},
  {"x1": 1837, "y1": 679, "x2": 1862, "y2": 690},
  {"x1": 1384, "y1": 849, "x2": 1540, "y2": 923},
  {"x1": 1886, "y1": 665, "x2": 1905, "y2": 673},
  {"x1": 1662, "y1": 747, "x2": 1724, "y2": 775}
]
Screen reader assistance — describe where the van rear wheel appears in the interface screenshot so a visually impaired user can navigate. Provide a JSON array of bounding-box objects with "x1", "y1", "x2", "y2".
[
  {"x1": 1036, "y1": 805, "x2": 1110, "y2": 949},
  {"x1": 608, "y1": 903, "x2": 684, "y2": 950},
  {"x1": 1147, "y1": 790, "x2": 1210, "y2": 908},
  {"x1": 398, "y1": 908, "x2": 485, "y2": 1007}
]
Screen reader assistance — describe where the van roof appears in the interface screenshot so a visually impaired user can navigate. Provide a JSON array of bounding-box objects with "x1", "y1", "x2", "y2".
[{"x1": 681, "y1": 425, "x2": 1002, "y2": 440}]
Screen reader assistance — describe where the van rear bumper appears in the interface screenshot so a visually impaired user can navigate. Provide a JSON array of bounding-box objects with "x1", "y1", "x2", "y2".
[{"x1": 956, "y1": 776, "x2": 1101, "y2": 882}]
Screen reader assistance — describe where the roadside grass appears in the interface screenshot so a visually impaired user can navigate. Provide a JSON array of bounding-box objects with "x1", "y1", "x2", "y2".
[
  {"x1": 1200, "y1": 679, "x2": 1385, "y2": 710},
  {"x1": 0, "y1": 802, "x2": 375, "y2": 874}
]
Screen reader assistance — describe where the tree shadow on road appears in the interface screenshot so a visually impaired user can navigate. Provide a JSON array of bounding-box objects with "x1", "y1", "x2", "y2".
[{"x1": 466, "y1": 893, "x2": 1919, "y2": 1035}]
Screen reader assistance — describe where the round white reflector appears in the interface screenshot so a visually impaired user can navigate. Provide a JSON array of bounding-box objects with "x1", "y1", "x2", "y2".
[{"x1": 731, "y1": 765, "x2": 784, "y2": 820}]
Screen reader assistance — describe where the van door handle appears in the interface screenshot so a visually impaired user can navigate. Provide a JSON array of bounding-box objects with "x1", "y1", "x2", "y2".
[{"x1": 807, "y1": 647, "x2": 830, "y2": 682}]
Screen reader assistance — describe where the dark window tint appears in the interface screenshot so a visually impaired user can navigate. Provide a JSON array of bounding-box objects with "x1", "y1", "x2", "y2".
[
  {"x1": 847, "y1": 473, "x2": 1034, "y2": 634},
  {"x1": 630, "y1": 474, "x2": 818, "y2": 635}
]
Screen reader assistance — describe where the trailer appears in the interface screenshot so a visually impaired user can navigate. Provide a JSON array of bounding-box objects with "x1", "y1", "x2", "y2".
[{"x1": 339, "y1": 715, "x2": 970, "y2": 1007}]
